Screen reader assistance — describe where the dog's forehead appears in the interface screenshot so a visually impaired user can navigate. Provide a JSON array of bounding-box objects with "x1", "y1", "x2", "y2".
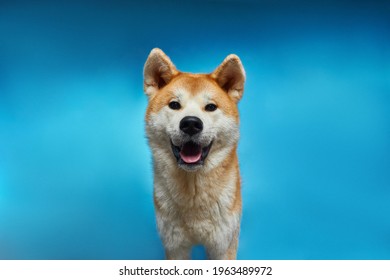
[{"x1": 169, "y1": 74, "x2": 221, "y2": 99}]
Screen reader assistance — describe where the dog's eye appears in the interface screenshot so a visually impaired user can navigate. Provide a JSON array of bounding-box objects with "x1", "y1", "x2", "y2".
[
  {"x1": 168, "y1": 101, "x2": 181, "y2": 110},
  {"x1": 205, "y1": 104, "x2": 217, "y2": 112}
]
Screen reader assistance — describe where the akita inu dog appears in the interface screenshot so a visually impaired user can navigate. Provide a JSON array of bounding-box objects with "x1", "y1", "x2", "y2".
[{"x1": 143, "y1": 48, "x2": 245, "y2": 260}]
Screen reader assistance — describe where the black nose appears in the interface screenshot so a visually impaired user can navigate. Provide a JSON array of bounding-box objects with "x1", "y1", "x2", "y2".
[{"x1": 180, "y1": 116, "x2": 203, "y2": 136}]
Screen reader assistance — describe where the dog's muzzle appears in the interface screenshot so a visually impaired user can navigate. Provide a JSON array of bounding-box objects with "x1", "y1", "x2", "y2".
[{"x1": 170, "y1": 116, "x2": 213, "y2": 168}]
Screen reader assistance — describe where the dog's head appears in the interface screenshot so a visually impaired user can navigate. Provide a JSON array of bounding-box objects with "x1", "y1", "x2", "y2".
[{"x1": 144, "y1": 48, "x2": 245, "y2": 172}]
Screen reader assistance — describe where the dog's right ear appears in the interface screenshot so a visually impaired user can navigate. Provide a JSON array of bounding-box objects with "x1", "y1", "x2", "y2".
[{"x1": 143, "y1": 48, "x2": 178, "y2": 97}]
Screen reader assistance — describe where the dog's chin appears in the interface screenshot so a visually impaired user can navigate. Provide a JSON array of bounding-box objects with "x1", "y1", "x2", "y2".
[{"x1": 170, "y1": 140, "x2": 213, "y2": 172}]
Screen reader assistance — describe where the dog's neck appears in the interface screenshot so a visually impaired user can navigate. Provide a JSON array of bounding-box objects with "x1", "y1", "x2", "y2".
[{"x1": 153, "y1": 144, "x2": 240, "y2": 210}]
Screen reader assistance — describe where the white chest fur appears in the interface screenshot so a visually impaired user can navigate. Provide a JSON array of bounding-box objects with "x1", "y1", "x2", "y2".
[{"x1": 153, "y1": 153, "x2": 241, "y2": 259}]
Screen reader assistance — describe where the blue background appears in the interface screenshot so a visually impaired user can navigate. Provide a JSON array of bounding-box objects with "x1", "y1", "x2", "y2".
[{"x1": 0, "y1": 0, "x2": 389, "y2": 259}]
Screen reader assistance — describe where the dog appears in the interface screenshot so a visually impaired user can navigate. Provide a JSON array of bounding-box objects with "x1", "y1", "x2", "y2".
[{"x1": 143, "y1": 48, "x2": 245, "y2": 260}]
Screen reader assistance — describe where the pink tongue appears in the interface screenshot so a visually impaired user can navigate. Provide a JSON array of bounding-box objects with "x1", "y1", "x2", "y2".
[
  {"x1": 180, "y1": 151, "x2": 201, "y2": 163},
  {"x1": 180, "y1": 142, "x2": 202, "y2": 164}
]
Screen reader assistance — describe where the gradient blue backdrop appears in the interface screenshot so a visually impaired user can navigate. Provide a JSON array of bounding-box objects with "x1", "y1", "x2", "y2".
[{"x1": 0, "y1": 0, "x2": 389, "y2": 259}]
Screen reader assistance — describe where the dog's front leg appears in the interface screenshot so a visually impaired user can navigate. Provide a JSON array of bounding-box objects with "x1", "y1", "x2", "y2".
[
  {"x1": 165, "y1": 245, "x2": 192, "y2": 260},
  {"x1": 163, "y1": 236, "x2": 192, "y2": 260},
  {"x1": 206, "y1": 228, "x2": 240, "y2": 260},
  {"x1": 156, "y1": 213, "x2": 192, "y2": 260}
]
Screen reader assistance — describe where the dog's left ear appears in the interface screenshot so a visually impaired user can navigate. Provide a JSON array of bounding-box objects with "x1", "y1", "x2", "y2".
[{"x1": 211, "y1": 54, "x2": 246, "y2": 103}]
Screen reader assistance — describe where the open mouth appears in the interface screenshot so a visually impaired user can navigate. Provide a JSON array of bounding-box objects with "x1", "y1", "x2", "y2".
[{"x1": 171, "y1": 141, "x2": 213, "y2": 166}]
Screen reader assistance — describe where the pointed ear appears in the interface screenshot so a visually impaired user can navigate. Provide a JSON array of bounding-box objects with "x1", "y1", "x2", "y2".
[
  {"x1": 211, "y1": 54, "x2": 246, "y2": 103},
  {"x1": 143, "y1": 48, "x2": 178, "y2": 97}
]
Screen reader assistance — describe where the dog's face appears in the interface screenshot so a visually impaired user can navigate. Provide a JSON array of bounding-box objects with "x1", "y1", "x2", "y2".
[{"x1": 144, "y1": 49, "x2": 245, "y2": 172}]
